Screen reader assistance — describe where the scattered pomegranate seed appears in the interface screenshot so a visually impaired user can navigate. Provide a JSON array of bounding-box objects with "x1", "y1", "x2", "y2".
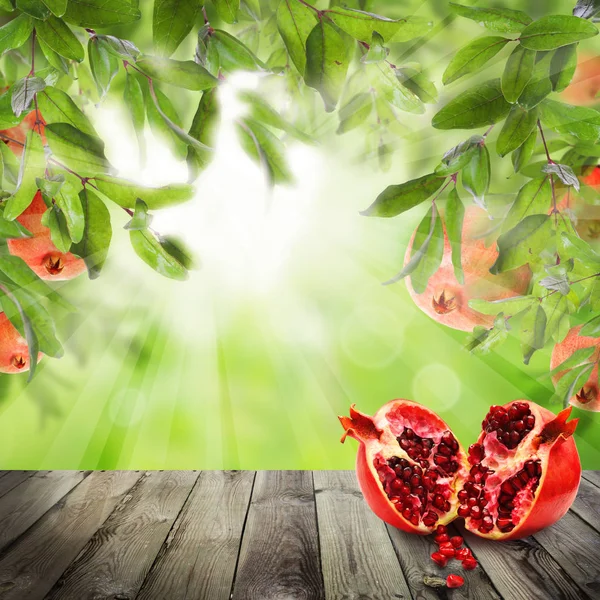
[
  {"x1": 455, "y1": 547, "x2": 472, "y2": 560},
  {"x1": 436, "y1": 524, "x2": 448, "y2": 535},
  {"x1": 446, "y1": 574, "x2": 465, "y2": 588},
  {"x1": 435, "y1": 533, "x2": 450, "y2": 544},
  {"x1": 439, "y1": 546, "x2": 456, "y2": 558},
  {"x1": 449, "y1": 535, "x2": 463, "y2": 548},
  {"x1": 431, "y1": 551, "x2": 448, "y2": 567},
  {"x1": 462, "y1": 557, "x2": 478, "y2": 570}
]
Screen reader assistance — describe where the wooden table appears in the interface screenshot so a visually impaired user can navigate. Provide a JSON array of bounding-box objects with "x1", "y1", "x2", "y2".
[{"x1": 0, "y1": 470, "x2": 597, "y2": 599}]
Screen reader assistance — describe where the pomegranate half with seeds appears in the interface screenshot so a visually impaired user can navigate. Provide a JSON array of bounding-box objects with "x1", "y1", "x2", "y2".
[{"x1": 340, "y1": 399, "x2": 581, "y2": 540}]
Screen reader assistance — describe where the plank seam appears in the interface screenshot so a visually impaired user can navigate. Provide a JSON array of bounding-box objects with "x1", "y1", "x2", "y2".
[
  {"x1": 310, "y1": 471, "x2": 327, "y2": 598},
  {"x1": 581, "y1": 472, "x2": 600, "y2": 490},
  {"x1": 0, "y1": 471, "x2": 36, "y2": 500},
  {"x1": 227, "y1": 470, "x2": 258, "y2": 600}
]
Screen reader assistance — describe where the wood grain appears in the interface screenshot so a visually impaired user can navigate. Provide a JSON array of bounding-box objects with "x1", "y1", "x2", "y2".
[
  {"x1": 45, "y1": 471, "x2": 199, "y2": 600},
  {"x1": 0, "y1": 473, "x2": 34, "y2": 500},
  {"x1": 0, "y1": 471, "x2": 87, "y2": 554},
  {"x1": 582, "y1": 471, "x2": 600, "y2": 490},
  {"x1": 137, "y1": 471, "x2": 255, "y2": 600},
  {"x1": 570, "y1": 477, "x2": 600, "y2": 532},
  {"x1": 0, "y1": 471, "x2": 142, "y2": 600},
  {"x1": 232, "y1": 471, "x2": 323, "y2": 600},
  {"x1": 313, "y1": 471, "x2": 412, "y2": 600}
]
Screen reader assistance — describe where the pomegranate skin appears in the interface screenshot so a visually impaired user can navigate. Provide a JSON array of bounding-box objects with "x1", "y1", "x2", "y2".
[
  {"x1": 7, "y1": 191, "x2": 86, "y2": 281},
  {"x1": 340, "y1": 400, "x2": 469, "y2": 535},
  {"x1": 405, "y1": 207, "x2": 531, "y2": 332},
  {"x1": 551, "y1": 326, "x2": 600, "y2": 412},
  {"x1": 562, "y1": 54, "x2": 600, "y2": 106},
  {"x1": 0, "y1": 312, "x2": 42, "y2": 373},
  {"x1": 1, "y1": 111, "x2": 46, "y2": 156},
  {"x1": 465, "y1": 402, "x2": 581, "y2": 541}
]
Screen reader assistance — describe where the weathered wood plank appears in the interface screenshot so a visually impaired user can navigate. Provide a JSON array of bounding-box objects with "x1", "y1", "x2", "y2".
[
  {"x1": 45, "y1": 471, "x2": 199, "y2": 600},
  {"x1": 464, "y1": 529, "x2": 594, "y2": 600},
  {"x1": 313, "y1": 471, "x2": 411, "y2": 600},
  {"x1": 0, "y1": 472, "x2": 34, "y2": 500},
  {"x1": 533, "y1": 510, "x2": 600, "y2": 599},
  {"x1": 0, "y1": 471, "x2": 87, "y2": 554},
  {"x1": 0, "y1": 471, "x2": 142, "y2": 600},
  {"x1": 570, "y1": 477, "x2": 600, "y2": 533},
  {"x1": 231, "y1": 471, "x2": 323, "y2": 600},
  {"x1": 582, "y1": 470, "x2": 600, "y2": 489},
  {"x1": 386, "y1": 522, "x2": 501, "y2": 599},
  {"x1": 137, "y1": 471, "x2": 255, "y2": 600}
]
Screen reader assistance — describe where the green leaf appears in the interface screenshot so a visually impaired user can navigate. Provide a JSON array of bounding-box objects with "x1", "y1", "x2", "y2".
[
  {"x1": 362, "y1": 173, "x2": 445, "y2": 218},
  {"x1": 159, "y1": 235, "x2": 197, "y2": 270},
  {"x1": 208, "y1": 29, "x2": 265, "y2": 73},
  {"x1": 11, "y1": 77, "x2": 46, "y2": 117},
  {"x1": 130, "y1": 228, "x2": 188, "y2": 280},
  {"x1": 539, "y1": 99, "x2": 600, "y2": 142},
  {"x1": 53, "y1": 179, "x2": 84, "y2": 243},
  {"x1": 469, "y1": 295, "x2": 536, "y2": 315},
  {"x1": 395, "y1": 65, "x2": 437, "y2": 104},
  {"x1": 38, "y1": 36, "x2": 70, "y2": 74},
  {"x1": 64, "y1": 0, "x2": 141, "y2": 27},
  {"x1": 88, "y1": 36, "x2": 119, "y2": 99},
  {"x1": 0, "y1": 90, "x2": 21, "y2": 129},
  {"x1": 443, "y1": 36, "x2": 509, "y2": 86},
  {"x1": 581, "y1": 315, "x2": 600, "y2": 337},
  {"x1": 45, "y1": 123, "x2": 111, "y2": 174},
  {"x1": 361, "y1": 31, "x2": 388, "y2": 64},
  {"x1": 337, "y1": 92, "x2": 373, "y2": 134},
  {"x1": 435, "y1": 135, "x2": 482, "y2": 176},
  {"x1": 275, "y1": 0, "x2": 318, "y2": 74},
  {"x1": 187, "y1": 88, "x2": 220, "y2": 181},
  {"x1": 36, "y1": 174, "x2": 63, "y2": 198},
  {"x1": 40, "y1": 0, "x2": 67, "y2": 17},
  {"x1": 574, "y1": 0, "x2": 600, "y2": 19},
  {"x1": 94, "y1": 175, "x2": 195, "y2": 209},
  {"x1": 539, "y1": 273, "x2": 570, "y2": 295},
  {"x1": 0, "y1": 206, "x2": 31, "y2": 239},
  {"x1": 512, "y1": 128, "x2": 537, "y2": 172},
  {"x1": 368, "y1": 62, "x2": 424, "y2": 114},
  {"x1": 304, "y1": 20, "x2": 352, "y2": 112},
  {"x1": 42, "y1": 203, "x2": 71, "y2": 253},
  {"x1": 491, "y1": 214, "x2": 552, "y2": 273},
  {"x1": 543, "y1": 292, "x2": 572, "y2": 344},
  {"x1": 135, "y1": 56, "x2": 218, "y2": 91},
  {"x1": 497, "y1": 106, "x2": 538, "y2": 156},
  {"x1": 153, "y1": 0, "x2": 202, "y2": 57},
  {"x1": 36, "y1": 16, "x2": 84, "y2": 62},
  {"x1": 517, "y1": 51, "x2": 553, "y2": 110},
  {"x1": 4, "y1": 131, "x2": 45, "y2": 221},
  {"x1": 383, "y1": 204, "x2": 443, "y2": 288},
  {"x1": 550, "y1": 44, "x2": 578, "y2": 92},
  {"x1": 449, "y1": 3, "x2": 532, "y2": 33},
  {"x1": 213, "y1": 0, "x2": 239, "y2": 24},
  {"x1": 236, "y1": 117, "x2": 292, "y2": 186},
  {"x1": 446, "y1": 187, "x2": 464, "y2": 284},
  {"x1": 550, "y1": 346, "x2": 596, "y2": 375},
  {"x1": 71, "y1": 188, "x2": 111, "y2": 279},
  {"x1": 16, "y1": 0, "x2": 50, "y2": 19},
  {"x1": 553, "y1": 361, "x2": 594, "y2": 407},
  {"x1": 326, "y1": 6, "x2": 405, "y2": 42},
  {"x1": 37, "y1": 87, "x2": 97, "y2": 137},
  {"x1": 124, "y1": 71, "x2": 145, "y2": 163},
  {"x1": 0, "y1": 0, "x2": 14, "y2": 10},
  {"x1": 542, "y1": 162, "x2": 580, "y2": 191},
  {"x1": 96, "y1": 34, "x2": 140, "y2": 60},
  {"x1": 466, "y1": 315, "x2": 510, "y2": 355},
  {"x1": 432, "y1": 79, "x2": 511, "y2": 130},
  {"x1": 124, "y1": 198, "x2": 152, "y2": 230},
  {"x1": 144, "y1": 83, "x2": 187, "y2": 160},
  {"x1": 502, "y1": 45, "x2": 535, "y2": 103},
  {"x1": 0, "y1": 142, "x2": 20, "y2": 185},
  {"x1": 462, "y1": 144, "x2": 490, "y2": 208},
  {"x1": 521, "y1": 303, "x2": 547, "y2": 364},
  {"x1": 561, "y1": 231, "x2": 600, "y2": 265},
  {"x1": 0, "y1": 15, "x2": 33, "y2": 57},
  {"x1": 520, "y1": 15, "x2": 598, "y2": 51},
  {"x1": 503, "y1": 177, "x2": 551, "y2": 232}
]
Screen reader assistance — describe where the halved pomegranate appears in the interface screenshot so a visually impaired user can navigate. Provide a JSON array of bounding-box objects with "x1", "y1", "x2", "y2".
[
  {"x1": 339, "y1": 400, "x2": 469, "y2": 534},
  {"x1": 340, "y1": 399, "x2": 581, "y2": 540}
]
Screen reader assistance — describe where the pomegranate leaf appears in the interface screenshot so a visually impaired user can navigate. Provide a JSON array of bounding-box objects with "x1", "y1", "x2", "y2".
[
  {"x1": 560, "y1": 231, "x2": 600, "y2": 265},
  {"x1": 213, "y1": 0, "x2": 239, "y2": 24},
  {"x1": 436, "y1": 135, "x2": 483, "y2": 176},
  {"x1": 88, "y1": 37, "x2": 119, "y2": 99},
  {"x1": 540, "y1": 274, "x2": 570, "y2": 295},
  {"x1": 130, "y1": 229, "x2": 189, "y2": 281},
  {"x1": 368, "y1": 62, "x2": 423, "y2": 114},
  {"x1": 0, "y1": 207, "x2": 31, "y2": 240},
  {"x1": 449, "y1": 3, "x2": 532, "y2": 33},
  {"x1": 135, "y1": 56, "x2": 218, "y2": 91},
  {"x1": 549, "y1": 345, "x2": 596, "y2": 375},
  {"x1": 517, "y1": 51, "x2": 553, "y2": 110},
  {"x1": 443, "y1": 36, "x2": 510, "y2": 86},
  {"x1": 42, "y1": 204, "x2": 72, "y2": 253},
  {"x1": 16, "y1": 0, "x2": 50, "y2": 19},
  {"x1": 462, "y1": 144, "x2": 490, "y2": 208},
  {"x1": 208, "y1": 30, "x2": 266, "y2": 73},
  {"x1": 123, "y1": 199, "x2": 152, "y2": 231},
  {"x1": 445, "y1": 187, "x2": 465, "y2": 284},
  {"x1": 96, "y1": 34, "x2": 140, "y2": 60},
  {"x1": 36, "y1": 16, "x2": 84, "y2": 62},
  {"x1": 469, "y1": 295, "x2": 536, "y2": 316},
  {"x1": 542, "y1": 163, "x2": 580, "y2": 191},
  {"x1": 275, "y1": 0, "x2": 318, "y2": 74},
  {"x1": 123, "y1": 71, "x2": 146, "y2": 166},
  {"x1": 521, "y1": 303, "x2": 547, "y2": 365},
  {"x1": 0, "y1": 15, "x2": 33, "y2": 57},
  {"x1": 466, "y1": 314, "x2": 509, "y2": 354},
  {"x1": 395, "y1": 65, "x2": 438, "y2": 104},
  {"x1": 11, "y1": 76, "x2": 46, "y2": 117},
  {"x1": 497, "y1": 106, "x2": 538, "y2": 157},
  {"x1": 539, "y1": 99, "x2": 600, "y2": 142},
  {"x1": 552, "y1": 362, "x2": 595, "y2": 407},
  {"x1": 326, "y1": 7, "x2": 402, "y2": 42},
  {"x1": 53, "y1": 179, "x2": 85, "y2": 244},
  {"x1": 187, "y1": 88, "x2": 220, "y2": 182},
  {"x1": 63, "y1": 0, "x2": 141, "y2": 27},
  {"x1": 361, "y1": 32, "x2": 388, "y2": 64},
  {"x1": 40, "y1": 0, "x2": 67, "y2": 17},
  {"x1": 550, "y1": 44, "x2": 578, "y2": 91},
  {"x1": 581, "y1": 314, "x2": 600, "y2": 337},
  {"x1": 502, "y1": 177, "x2": 551, "y2": 233},
  {"x1": 152, "y1": 0, "x2": 202, "y2": 58},
  {"x1": 362, "y1": 173, "x2": 445, "y2": 218},
  {"x1": 512, "y1": 128, "x2": 537, "y2": 172},
  {"x1": 574, "y1": 0, "x2": 600, "y2": 19},
  {"x1": 159, "y1": 236, "x2": 198, "y2": 270},
  {"x1": 520, "y1": 15, "x2": 598, "y2": 51},
  {"x1": 37, "y1": 87, "x2": 97, "y2": 137},
  {"x1": 337, "y1": 93, "x2": 373, "y2": 134},
  {"x1": 543, "y1": 293, "x2": 574, "y2": 344},
  {"x1": 502, "y1": 45, "x2": 535, "y2": 103}
]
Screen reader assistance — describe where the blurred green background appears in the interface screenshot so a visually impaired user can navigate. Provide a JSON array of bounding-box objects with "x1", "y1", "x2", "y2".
[{"x1": 0, "y1": 0, "x2": 599, "y2": 469}]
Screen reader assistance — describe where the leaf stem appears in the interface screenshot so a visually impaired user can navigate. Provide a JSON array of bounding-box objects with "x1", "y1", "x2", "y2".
[
  {"x1": 543, "y1": 272, "x2": 600, "y2": 299},
  {"x1": 537, "y1": 120, "x2": 558, "y2": 217}
]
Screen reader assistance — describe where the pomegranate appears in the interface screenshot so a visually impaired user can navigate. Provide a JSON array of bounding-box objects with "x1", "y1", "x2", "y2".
[
  {"x1": 551, "y1": 326, "x2": 600, "y2": 412},
  {"x1": 0, "y1": 312, "x2": 41, "y2": 373},
  {"x1": 0, "y1": 111, "x2": 46, "y2": 156},
  {"x1": 562, "y1": 54, "x2": 600, "y2": 106},
  {"x1": 340, "y1": 399, "x2": 581, "y2": 540},
  {"x1": 446, "y1": 574, "x2": 464, "y2": 588},
  {"x1": 405, "y1": 207, "x2": 531, "y2": 332},
  {"x1": 7, "y1": 191, "x2": 86, "y2": 281}
]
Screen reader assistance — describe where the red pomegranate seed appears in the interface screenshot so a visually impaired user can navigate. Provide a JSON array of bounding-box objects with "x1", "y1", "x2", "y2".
[
  {"x1": 455, "y1": 547, "x2": 471, "y2": 560},
  {"x1": 436, "y1": 524, "x2": 448, "y2": 534},
  {"x1": 431, "y1": 551, "x2": 448, "y2": 567},
  {"x1": 440, "y1": 546, "x2": 456, "y2": 558},
  {"x1": 462, "y1": 558, "x2": 478, "y2": 570},
  {"x1": 446, "y1": 574, "x2": 464, "y2": 589},
  {"x1": 457, "y1": 504, "x2": 470, "y2": 517},
  {"x1": 435, "y1": 533, "x2": 450, "y2": 544},
  {"x1": 450, "y1": 536, "x2": 463, "y2": 548}
]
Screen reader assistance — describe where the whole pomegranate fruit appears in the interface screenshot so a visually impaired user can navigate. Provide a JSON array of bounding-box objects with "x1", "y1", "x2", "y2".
[
  {"x1": 562, "y1": 54, "x2": 600, "y2": 106},
  {"x1": 405, "y1": 207, "x2": 531, "y2": 331},
  {"x1": 0, "y1": 311, "x2": 41, "y2": 373},
  {"x1": 1, "y1": 111, "x2": 46, "y2": 156},
  {"x1": 551, "y1": 326, "x2": 600, "y2": 412},
  {"x1": 340, "y1": 399, "x2": 580, "y2": 540},
  {"x1": 7, "y1": 191, "x2": 86, "y2": 281}
]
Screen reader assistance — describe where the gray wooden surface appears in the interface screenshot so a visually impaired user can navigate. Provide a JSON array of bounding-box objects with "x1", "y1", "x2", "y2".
[{"x1": 0, "y1": 470, "x2": 597, "y2": 600}]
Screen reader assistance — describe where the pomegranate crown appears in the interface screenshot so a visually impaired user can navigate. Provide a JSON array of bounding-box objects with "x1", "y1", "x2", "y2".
[{"x1": 339, "y1": 404, "x2": 381, "y2": 444}]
